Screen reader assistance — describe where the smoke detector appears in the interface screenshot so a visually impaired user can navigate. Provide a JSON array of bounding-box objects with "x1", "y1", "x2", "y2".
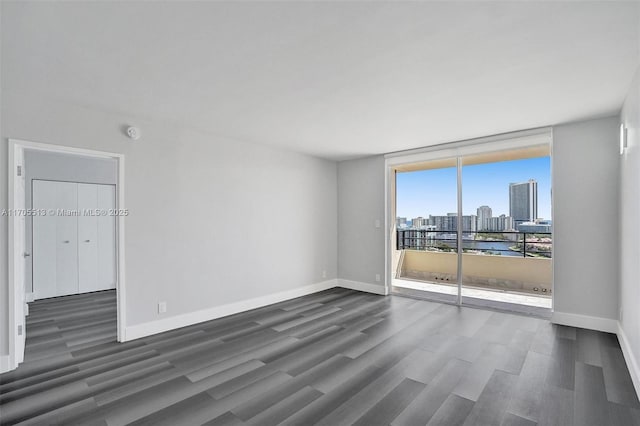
[{"x1": 126, "y1": 126, "x2": 141, "y2": 141}]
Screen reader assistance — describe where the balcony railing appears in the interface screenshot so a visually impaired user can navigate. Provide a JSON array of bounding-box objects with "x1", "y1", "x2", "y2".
[{"x1": 396, "y1": 229, "x2": 552, "y2": 258}]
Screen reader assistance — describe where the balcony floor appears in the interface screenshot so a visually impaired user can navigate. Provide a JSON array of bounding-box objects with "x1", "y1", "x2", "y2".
[{"x1": 393, "y1": 278, "x2": 553, "y2": 309}]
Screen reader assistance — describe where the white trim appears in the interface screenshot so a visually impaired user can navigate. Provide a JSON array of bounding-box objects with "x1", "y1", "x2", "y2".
[
  {"x1": 338, "y1": 279, "x2": 389, "y2": 295},
  {"x1": 125, "y1": 280, "x2": 338, "y2": 341},
  {"x1": 7, "y1": 138, "x2": 121, "y2": 159},
  {"x1": 551, "y1": 311, "x2": 618, "y2": 334},
  {"x1": 7, "y1": 140, "x2": 19, "y2": 371},
  {"x1": 617, "y1": 323, "x2": 640, "y2": 399},
  {"x1": 384, "y1": 164, "x2": 392, "y2": 296},
  {"x1": 116, "y1": 156, "x2": 126, "y2": 342},
  {"x1": 0, "y1": 355, "x2": 9, "y2": 374},
  {"x1": 6, "y1": 138, "x2": 126, "y2": 372},
  {"x1": 25, "y1": 293, "x2": 34, "y2": 303}
]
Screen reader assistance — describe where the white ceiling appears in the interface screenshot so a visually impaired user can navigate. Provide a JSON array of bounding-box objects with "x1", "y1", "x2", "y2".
[{"x1": 2, "y1": 1, "x2": 639, "y2": 160}]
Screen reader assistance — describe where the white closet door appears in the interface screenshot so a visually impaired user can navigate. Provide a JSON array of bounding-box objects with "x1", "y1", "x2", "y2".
[
  {"x1": 55, "y1": 182, "x2": 79, "y2": 297},
  {"x1": 78, "y1": 183, "x2": 99, "y2": 293},
  {"x1": 33, "y1": 181, "x2": 115, "y2": 299},
  {"x1": 97, "y1": 185, "x2": 116, "y2": 290},
  {"x1": 33, "y1": 182, "x2": 58, "y2": 299}
]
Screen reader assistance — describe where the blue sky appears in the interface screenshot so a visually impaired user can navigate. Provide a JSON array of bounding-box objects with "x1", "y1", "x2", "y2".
[{"x1": 396, "y1": 156, "x2": 551, "y2": 219}]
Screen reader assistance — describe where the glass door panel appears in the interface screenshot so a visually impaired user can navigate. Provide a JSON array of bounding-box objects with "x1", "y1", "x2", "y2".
[
  {"x1": 393, "y1": 157, "x2": 459, "y2": 304},
  {"x1": 460, "y1": 150, "x2": 552, "y2": 312}
]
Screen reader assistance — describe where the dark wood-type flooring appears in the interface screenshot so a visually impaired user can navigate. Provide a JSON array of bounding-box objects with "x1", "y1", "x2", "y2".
[{"x1": 1, "y1": 288, "x2": 639, "y2": 425}]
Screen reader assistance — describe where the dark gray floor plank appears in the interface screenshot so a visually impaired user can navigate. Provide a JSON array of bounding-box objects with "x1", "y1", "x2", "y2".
[
  {"x1": 202, "y1": 411, "x2": 246, "y2": 426},
  {"x1": 245, "y1": 385, "x2": 322, "y2": 426},
  {"x1": 452, "y1": 343, "x2": 517, "y2": 402},
  {"x1": 501, "y1": 412, "x2": 537, "y2": 426},
  {"x1": 462, "y1": 370, "x2": 518, "y2": 426},
  {"x1": 13, "y1": 398, "x2": 100, "y2": 426},
  {"x1": 529, "y1": 322, "x2": 555, "y2": 356},
  {"x1": 281, "y1": 365, "x2": 382, "y2": 426},
  {"x1": 426, "y1": 394, "x2": 475, "y2": 426},
  {"x1": 608, "y1": 401, "x2": 640, "y2": 426},
  {"x1": 230, "y1": 353, "x2": 348, "y2": 421},
  {"x1": 574, "y1": 362, "x2": 610, "y2": 426},
  {"x1": 545, "y1": 337, "x2": 576, "y2": 390},
  {"x1": 601, "y1": 344, "x2": 640, "y2": 407},
  {"x1": 127, "y1": 391, "x2": 217, "y2": 426},
  {"x1": 313, "y1": 351, "x2": 422, "y2": 426},
  {"x1": 537, "y1": 384, "x2": 574, "y2": 426},
  {"x1": 576, "y1": 328, "x2": 603, "y2": 367},
  {"x1": 352, "y1": 378, "x2": 425, "y2": 426},
  {"x1": 506, "y1": 350, "x2": 551, "y2": 422},
  {"x1": 392, "y1": 358, "x2": 471, "y2": 426}
]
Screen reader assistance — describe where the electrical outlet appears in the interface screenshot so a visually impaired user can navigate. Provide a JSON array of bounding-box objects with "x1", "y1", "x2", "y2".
[
  {"x1": 374, "y1": 219, "x2": 381, "y2": 228},
  {"x1": 375, "y1": 274, "x2": 381, "y2": 282},
  {"x1": 158, "y1": 301, "x2": 167, "y2": 314},
  {"x1": 322, "y1": 270, "x2": 327, "y2": 279}
]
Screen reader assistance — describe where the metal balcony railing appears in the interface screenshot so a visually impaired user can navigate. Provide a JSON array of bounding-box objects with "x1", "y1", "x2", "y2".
[{"x1": 396, "y1": 229, "x2": 552, "y2": 258}]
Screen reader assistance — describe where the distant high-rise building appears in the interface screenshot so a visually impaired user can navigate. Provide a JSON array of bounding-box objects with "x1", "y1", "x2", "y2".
[
  {"x1": 396, "y1": 217, "x2": 407, "y2": 228},
  {"x1": 428, "y1": 214, "x2": 477, "y2": 233},
  {"x1": 476, "y1": 205, "x2": 492, "y2": 231},
  {"x1": 461, "y1": 215, "x2": 477, "y2": 234},
  {"x1": 509, "y1": 179, "x2": 538, "y2": 225},
  {"x1": 486, "y1": 214, "x2": 515, "y2": 232},
  {"x1": 428, "y1": 214, "x2": 456, "y2": 231},
  {"x1": 411, "y1": 216, "x2": 427, "y2": 228}
]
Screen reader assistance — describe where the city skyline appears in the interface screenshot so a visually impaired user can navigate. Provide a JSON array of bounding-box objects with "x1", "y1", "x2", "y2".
[{"x1": 396, "y1": 156, "x2": 551, "y2": 220}]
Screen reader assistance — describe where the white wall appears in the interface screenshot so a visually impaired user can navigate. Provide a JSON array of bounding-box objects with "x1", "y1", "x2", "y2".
[
  {"x1": 24, "y1": 150, "x2": 118, "y2": 294},
  {"x1": 620, "y1": 67, "x2": 640, "y2": 383},
  {"x1": 552, "y1": 116, "x2": 620, "y2": 328},
  {"x1": 0, "y1": 94, "x2": 338, "y2": 357},
  {"x1": 337, "y1": 156, "x2": 386, "y2": 288}
]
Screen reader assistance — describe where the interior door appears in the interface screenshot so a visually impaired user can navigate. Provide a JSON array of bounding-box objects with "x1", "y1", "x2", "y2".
[
  {"x1": 33, "y1": 181, "x2": 59, "y2": 299},
  {"x1": 78, "y1": 183, "x2": 99, "y2": 292},
  {"x1": 33, "y1": 180, "x2": 80, "y2": 298},
  {"x1": 54, "y1": 182, "x2": 79, "y2": 296}
]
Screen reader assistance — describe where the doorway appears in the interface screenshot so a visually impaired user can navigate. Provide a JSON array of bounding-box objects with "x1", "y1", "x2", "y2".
[
  {"x1": 385, "y1": 129, "x2": 553, "y2": 315},
  {"x1": 31, "y1": 180, "x2": 117, "y2": 299},
  {"x1": 7, "y1": 139, "x2": 126, "y2": 372}
]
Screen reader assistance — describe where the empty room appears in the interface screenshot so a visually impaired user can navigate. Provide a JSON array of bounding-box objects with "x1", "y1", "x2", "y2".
[{"x1": 1, "y1": 1, "x2": 640, "y2": 425}]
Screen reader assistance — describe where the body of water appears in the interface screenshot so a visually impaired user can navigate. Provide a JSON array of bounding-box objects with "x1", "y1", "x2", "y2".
[
  {"x1": 426, "y1": 239, "x2": 524, "y2": 257},
  {"x1": 463, "y1": 240, "x2": 522, "y2": 257}
]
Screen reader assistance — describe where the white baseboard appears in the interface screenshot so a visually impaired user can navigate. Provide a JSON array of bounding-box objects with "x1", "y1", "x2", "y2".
[
  {"x1": 551, "y1": 311, "x2": 618, "y2": 334},
  {"x1": 124, "y1": 279, "x2": 338, "y2": 341},
  {"x1": 337, "y1": 279, "x2": 389, "y2": 296},
  {"x1": 0, "y1": 355, "x2": 10, "y2": 374},
  {"x1": 617, "y1": 323, "x2": 640, "y2": 399}
]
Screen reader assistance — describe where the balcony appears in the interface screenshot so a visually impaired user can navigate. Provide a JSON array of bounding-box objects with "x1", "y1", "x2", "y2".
[{"x1": 394, "y1": 230, "x2": 552, "y2": 308}]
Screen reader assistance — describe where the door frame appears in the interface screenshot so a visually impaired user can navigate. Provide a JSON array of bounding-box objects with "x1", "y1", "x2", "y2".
[
  {"x1": 7, "y1": 138, "x2": 126, "y2": 372},
  {"x1": 384, "y1": 128, "x2": 553, "y2": 308}
]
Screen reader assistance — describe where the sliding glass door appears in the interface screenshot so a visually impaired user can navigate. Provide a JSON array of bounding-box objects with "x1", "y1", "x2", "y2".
[{"x1": 389, "y1": 138, "x2": 552, "y2": 314}]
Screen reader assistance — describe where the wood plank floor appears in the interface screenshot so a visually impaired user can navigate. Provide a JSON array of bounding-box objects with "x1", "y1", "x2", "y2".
[{"x1": 1, "y1": 288, "x2": 639, "y2": 425}]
